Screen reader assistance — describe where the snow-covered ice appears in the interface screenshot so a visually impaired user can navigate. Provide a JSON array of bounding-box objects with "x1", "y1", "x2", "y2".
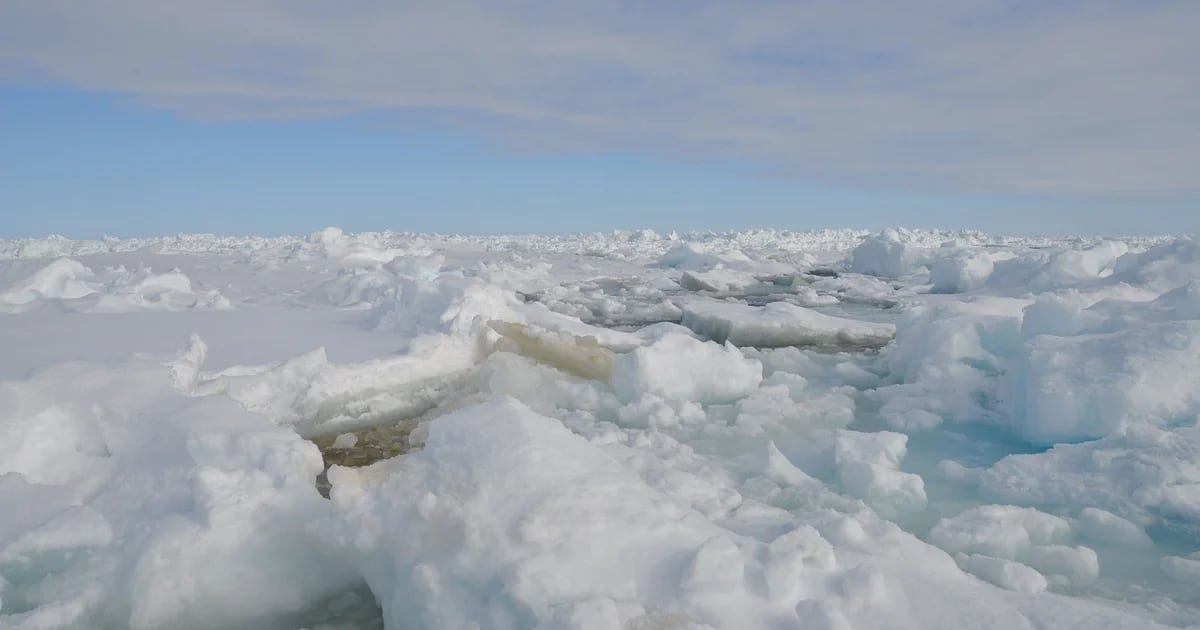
[{"x1": 0, "y1": 227, "x2": 1197, "y2": 629}]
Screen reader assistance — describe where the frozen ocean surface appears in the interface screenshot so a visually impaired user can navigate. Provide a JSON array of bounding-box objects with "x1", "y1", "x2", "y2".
[{"x1": 1, "y1": 226, "x2": 1198, "y2": 629}]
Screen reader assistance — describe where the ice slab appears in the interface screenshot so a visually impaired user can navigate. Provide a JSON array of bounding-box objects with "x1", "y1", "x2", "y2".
[{"x1": 680, "y1": 300, "x2": 895, "y2": 349}]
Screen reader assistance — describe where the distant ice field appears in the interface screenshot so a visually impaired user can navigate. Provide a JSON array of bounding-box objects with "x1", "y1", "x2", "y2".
[{"x1": 0, "y1": 226, "x2": 1198, "y2": 629}]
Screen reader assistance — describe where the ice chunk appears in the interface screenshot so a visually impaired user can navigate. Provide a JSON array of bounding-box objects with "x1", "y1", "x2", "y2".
[
  {"x1": 1111, "y1": 238, "x2": 1200, "y2": 292},
  {"x1": 928, "y1": 505, "x2": 1073, "y2": 562},
  {"x1": 1075, "y1": 508, "x2": 1152, "y2": 548},
  {"x1": 657, "y1": 244, "x2": 754, "y2": 271},
  {"x1": 331, "y1": 433, "x2": 359, "y2": 450},
  {"x1": 307, "y1": 226, "x2": 407, "y2": 265},
  {"x1": 680, "y1": 300, "x2": 894, "y2": 349},
  {"x1": 848, "y1": 229, "x2": 913, "y2": 278},
  {"x1": 1023, "y1": 545, "x2": 1099, "y2": 582},
  {"x1": 981, "y1": 425, "x2": 1200, "y2": 529},
  {"x1": 1161, "y1": 554, "x2": 1200, "y2": 586},
  {"x1": 491, "y1": 321, "x2": 616, "y2": 382},
  {"x1": 930, "y1": 252, "x2": 996, "y2": 293},
  {"x1": 679, "y1": 269, "x2": 764, "y2": 294},
  {"x1": 681, "y1": 536, "x2": 745, "y2": 593},
  {"x1": 610, "y1": 333, "x2": 762, "y2": 403},
  {"x1": 959, "y1": 554, "x2": 1047, "y2": 595},
  {"x1": 764, "y1": 526, "x2": 836, "y2": 603},
  {"x1": 834, "y1": 431, "x2": 927, "y2": 519},
  {"x1": 1007, "y1": 319, "x2": 1200, "y2": 445}
]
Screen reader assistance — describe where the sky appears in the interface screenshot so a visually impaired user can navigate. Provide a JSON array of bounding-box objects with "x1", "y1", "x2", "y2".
[{"x1": 1, "y1": 1, "x2": 1198, "y2": 238}]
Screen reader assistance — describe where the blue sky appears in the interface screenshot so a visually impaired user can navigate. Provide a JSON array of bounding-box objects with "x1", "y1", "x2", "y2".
[{"x1": 1, "y1": 2, "x2": 1198, "y2": 238}]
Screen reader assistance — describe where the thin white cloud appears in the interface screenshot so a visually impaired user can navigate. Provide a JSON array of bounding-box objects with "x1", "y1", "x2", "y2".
[{"x1": 1, "y1": 0, "x2": 1197, "y2": 195}]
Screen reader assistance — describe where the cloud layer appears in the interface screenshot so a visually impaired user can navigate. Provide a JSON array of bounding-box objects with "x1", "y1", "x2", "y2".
[{"x1": 2, "y1": 0, "x2": 1197, "y2": 195}]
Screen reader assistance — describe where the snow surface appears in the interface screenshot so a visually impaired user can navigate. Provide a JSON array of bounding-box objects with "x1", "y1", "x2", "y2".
[{"x1": 0, "y1": 227, "x2": 1197, "y2": 629}]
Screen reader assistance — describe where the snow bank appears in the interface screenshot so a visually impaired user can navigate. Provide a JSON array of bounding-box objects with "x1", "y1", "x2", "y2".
[{"x1": 680, "y1": 300, "x2": 895, "y2": 349}]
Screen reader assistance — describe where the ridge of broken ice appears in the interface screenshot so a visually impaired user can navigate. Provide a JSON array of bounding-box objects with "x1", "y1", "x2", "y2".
[{"x1": 1, "y1": 227, "x2": 1198, "y2": 629}]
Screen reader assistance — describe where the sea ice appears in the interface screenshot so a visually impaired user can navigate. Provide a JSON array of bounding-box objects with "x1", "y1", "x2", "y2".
[{"x1": 680, "y1": 300, "x2": 895, "y2": 349}]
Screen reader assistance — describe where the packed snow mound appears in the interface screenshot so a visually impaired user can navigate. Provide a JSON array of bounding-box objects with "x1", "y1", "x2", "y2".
[
  {"x1": 680, "y1": 300, "x2": 895, "y2": 349},
  {"x1": 0, "y1": 343, "x2": 358, "y2": 628},
  {"x1": 611, "y1": 333, "x2": 762, "y2": 404},
  {"x1": 847, "y1": 229, "x2": 916, "y2": 278}
]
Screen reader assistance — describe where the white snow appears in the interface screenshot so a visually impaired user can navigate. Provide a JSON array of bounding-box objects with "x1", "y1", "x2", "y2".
[{"x1": 0, "y1": 226, "x2": 1194, "y2": 629}]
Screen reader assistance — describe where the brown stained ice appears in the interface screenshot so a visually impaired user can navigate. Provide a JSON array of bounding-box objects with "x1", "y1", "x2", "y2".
[{"x1": 314, "y1": 421, "x2": 417, "y2": 497}]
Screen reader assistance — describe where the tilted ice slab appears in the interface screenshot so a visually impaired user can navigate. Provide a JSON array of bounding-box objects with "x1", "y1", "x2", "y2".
[{"x1": 680, "y1": 299, "x2": 895, "y2": 348}]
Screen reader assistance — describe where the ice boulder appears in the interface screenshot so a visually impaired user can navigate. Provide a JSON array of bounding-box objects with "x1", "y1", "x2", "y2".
[
  {"x1": 680, "y1": 300, "x2": 895, "y2": 349},
  {"x1": 848, "y1": 229, "x2": 913, "y2": 278}
]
